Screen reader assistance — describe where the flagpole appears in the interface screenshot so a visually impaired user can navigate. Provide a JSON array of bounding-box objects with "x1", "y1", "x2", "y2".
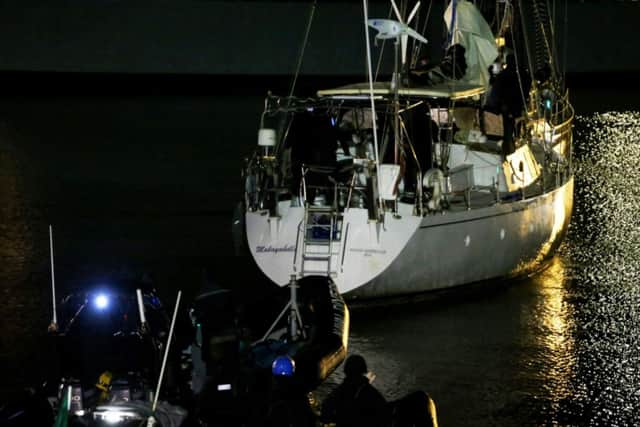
[
  {"x1": 49, "y1": 225, "x2": 58, "y2": 332},
  {"x1": 151, "y1": 290, "x2": 182, "y2": 414}
]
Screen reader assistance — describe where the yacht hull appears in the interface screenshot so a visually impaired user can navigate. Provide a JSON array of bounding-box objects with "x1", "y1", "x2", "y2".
[
  {"x1": 349, "y1": 177, "x2": 574, "y2": 298},
  {"x1": 245, "y1": 177, "x2": 573, "y2": 299}
]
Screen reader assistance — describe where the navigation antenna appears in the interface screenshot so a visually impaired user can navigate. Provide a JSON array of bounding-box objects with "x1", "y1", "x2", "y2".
[{"x1": 368, "y1": 1, "x2": 427, "y2": 67}]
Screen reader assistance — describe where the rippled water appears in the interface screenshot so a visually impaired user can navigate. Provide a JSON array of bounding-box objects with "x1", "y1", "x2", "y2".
[
  {"x1": 315, "y1": 256, "x2": 577, "y2": 426},
  {"x1": 1, "y1": 96, "x2": 640, "y2": 425},
  {"x1": 558, "y1": 112, "x2": 640, "y2": 425},
  {"x1": 318, "y1": 111, "x2": 640, "y2": 426}
]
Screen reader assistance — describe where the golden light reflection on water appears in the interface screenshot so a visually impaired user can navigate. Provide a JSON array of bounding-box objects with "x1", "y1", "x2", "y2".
[
  {"x1": 531, "y1": 255, "x2": 576, "y2": 408},
  {"x1": 538, "y1": 257, "x2": 572, "y2": 350}
]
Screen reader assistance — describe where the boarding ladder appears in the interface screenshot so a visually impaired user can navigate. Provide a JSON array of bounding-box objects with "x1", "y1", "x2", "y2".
[
  {"x1": 298, "y1": 204, "x2": 343, "y2": 278},
  {"x1": 295, "y1": 165, "x2": 347, "y2": 278}
]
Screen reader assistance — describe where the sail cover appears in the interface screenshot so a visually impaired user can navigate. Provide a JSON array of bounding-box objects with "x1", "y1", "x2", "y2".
[{"x1": 444, "y1": 0, "x2": 498, "y2": 87}]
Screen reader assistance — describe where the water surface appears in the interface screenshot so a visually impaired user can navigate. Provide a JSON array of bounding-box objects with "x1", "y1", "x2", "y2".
[{"x1": 1, "y1": 91, "x2": 639, "y2": 425}]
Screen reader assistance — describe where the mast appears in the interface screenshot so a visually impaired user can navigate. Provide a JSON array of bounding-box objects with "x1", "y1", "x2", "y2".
[{"x1": 391, "y1": 0, "x2": 405, "y2": 167}]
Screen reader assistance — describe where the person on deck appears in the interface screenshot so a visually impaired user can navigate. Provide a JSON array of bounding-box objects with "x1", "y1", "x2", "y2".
[{"x1": 485, "y1": 53, "x2": 530, "y2": 158}]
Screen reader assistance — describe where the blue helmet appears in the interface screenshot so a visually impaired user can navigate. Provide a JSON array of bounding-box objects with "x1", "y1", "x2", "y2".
[{"x1": 271, "y1": 355, "x2": 296, "y2": 377}]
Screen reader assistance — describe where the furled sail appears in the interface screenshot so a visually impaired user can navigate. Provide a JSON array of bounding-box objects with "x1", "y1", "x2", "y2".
[{"x1": 444, "y1": 0, "x2": 498, "y2": 87}]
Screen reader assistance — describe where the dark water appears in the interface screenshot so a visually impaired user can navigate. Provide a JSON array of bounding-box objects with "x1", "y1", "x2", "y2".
[{"x1": 1, "y1": 88, "x2": 640, "y2": 426}]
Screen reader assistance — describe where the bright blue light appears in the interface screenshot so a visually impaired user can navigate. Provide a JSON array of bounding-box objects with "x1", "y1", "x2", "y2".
[
  {"x1": 94, "y1": 294, "x2": 109, "y2": 310},
  {"x1": 272, "y1": 355, "x2": 295, "y2": 377},
  {"x1": 545, "y1": 99, "x2": 552, "y2": 110}
]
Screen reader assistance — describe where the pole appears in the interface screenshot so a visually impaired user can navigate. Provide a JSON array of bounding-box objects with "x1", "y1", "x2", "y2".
[
  {"x1": 152, "y1": 290, "x2": 182, "y2": 413},
  {"x1": 362, "y1": 0, "x2": 384, "y2": 215},
  {"x1": 136, "y1": 288, "x2": 147, "y2": 330},
  {"x1": 289, "y1": 276, "x2": 299, "y2": 339},
  {"x1": 447, "y1": 0, "x2": 457, "y2": 47},
  {"x1": 49, "y1": 225, "x2": 58, "y2": 331},
  {"x1": 393, "y1": 38, "x2": 400, "y2": 165}
]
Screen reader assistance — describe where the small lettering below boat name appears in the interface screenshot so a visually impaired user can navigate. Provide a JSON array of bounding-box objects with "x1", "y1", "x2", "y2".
[{"x1": 350, "y1": 248, "x2": 387, "y2": 256}]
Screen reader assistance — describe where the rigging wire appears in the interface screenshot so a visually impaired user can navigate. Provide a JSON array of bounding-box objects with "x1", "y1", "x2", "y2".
[
  {"x1": 275, "y1": 0, "x2": 316, "y2": 158},
  {"x1": 407, "y1": 1, "x2": 420, "y2": 69},
  {"x1": 288, "y1": 0, "x2": 317, "y2": 99},
  {"x1": 562, "y1": 0, "x2": 568, "y2": 90},
  {"x1": 509, "y1": 2, "x2": 533, "y2": 120},
  {"x1": 489, "y1": 0, "x2": 498, "y2": 30},
  {"x1": 374, "y1": 5, "x2": 394, "y2": 82},
  {"x1": 498, "y1": 1, "x2": 511, "y2": 37},
  {"x1": 547, "y1": 0, "x2": 561, "y2": 82},
  {"x1": 399, "y1": 117, "x2": 422, "y2": 179},
  {"x1": 412, "y1": 0, "x2": 433, "y2": 68},
  {"x1": 552, "y1": 0, "x2": 556, "y2": 58},
  {"x1": 515, "y1": 0, "x2": 536, "y2": 88},
  {"x1": 533, "y1": 1, "x2": 555, "y2": 80}
]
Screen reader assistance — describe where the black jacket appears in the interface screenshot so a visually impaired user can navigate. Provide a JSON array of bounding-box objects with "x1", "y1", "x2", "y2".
[{"x1": 321, "y1": 375, "x2": 390, "y2": 427}]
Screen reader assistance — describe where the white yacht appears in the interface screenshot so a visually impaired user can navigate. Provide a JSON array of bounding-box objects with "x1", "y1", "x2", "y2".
[{"x1": 238, "y1": 0, "x2": 574, "y2": 298}]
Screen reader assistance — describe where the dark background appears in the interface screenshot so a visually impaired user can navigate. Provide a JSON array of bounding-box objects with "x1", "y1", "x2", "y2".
[
  {"x1": 2, "y1": 1, "x2": 640, "y2": 425},
  {"x1": 0, "y1": 0, "x2": 638, "y2": 76}
]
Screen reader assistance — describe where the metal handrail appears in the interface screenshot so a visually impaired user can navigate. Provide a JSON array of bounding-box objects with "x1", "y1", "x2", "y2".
[{"x1": 292, "y1": 220, "x2": 303, "y2": 272}]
